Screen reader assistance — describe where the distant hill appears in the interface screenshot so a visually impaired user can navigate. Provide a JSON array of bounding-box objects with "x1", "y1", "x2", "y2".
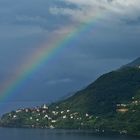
[
  {"x1": 51, "y1": 65, "x2": 140, "y2": 116},
  {"x1": 1, "y1": 57, "x2": 140, "y2": 136},
  {"x1": 122, "y1": 57, "x2": 140, "y2": 68}
]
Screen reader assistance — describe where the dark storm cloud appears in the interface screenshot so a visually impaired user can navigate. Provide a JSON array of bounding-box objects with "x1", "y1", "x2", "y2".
[
  {"x1": 0, "y1": 0, "x2": 77, "y2": 30},
  {"x1": 124, "y1": 17, "x2": 140, "y2": 26}
]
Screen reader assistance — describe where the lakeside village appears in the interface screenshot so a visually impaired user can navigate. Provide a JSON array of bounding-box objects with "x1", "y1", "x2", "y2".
[
  {"x1": 1, "y1": 96, "x2": 140, "y2": 135},
  {"x1": 1, "y1": 104, "x2": 96, "y2": 129}
]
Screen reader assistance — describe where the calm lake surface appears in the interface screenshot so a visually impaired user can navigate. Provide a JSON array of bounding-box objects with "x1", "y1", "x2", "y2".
[{"x1": 0, "y1": 128, "x2": 139, "y2": 140}]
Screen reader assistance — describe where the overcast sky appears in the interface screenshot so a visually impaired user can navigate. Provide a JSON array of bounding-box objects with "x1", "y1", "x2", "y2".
[{"x1": 0, "y1": 0, "x2": 140, "y2": 114}]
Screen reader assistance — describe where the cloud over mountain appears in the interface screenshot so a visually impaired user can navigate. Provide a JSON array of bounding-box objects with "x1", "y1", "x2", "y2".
[{"x1": 50, "y1": 0, "x2": 140, "y2": 24}]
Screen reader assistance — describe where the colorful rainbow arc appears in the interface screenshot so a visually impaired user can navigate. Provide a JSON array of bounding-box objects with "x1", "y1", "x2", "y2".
[{"x1": 0, "y1": 13, "x2": 102, "y2": 102}]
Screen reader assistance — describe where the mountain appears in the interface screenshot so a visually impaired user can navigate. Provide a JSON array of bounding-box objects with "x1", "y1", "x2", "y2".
[
  {"x1": 122, "y1": 57, "x2": 140, "y2": 68},
  {"x1": 50, "y1": 67, "x2": 140, "y2": 116},
  {"x1": 1, "y1": 57, "x2": 140, "y2": 136}
]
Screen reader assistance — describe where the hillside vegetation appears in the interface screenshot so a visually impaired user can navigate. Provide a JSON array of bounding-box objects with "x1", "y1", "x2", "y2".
[{"x1": 1, "y1": 58, "x2": 140, "y2": 136}]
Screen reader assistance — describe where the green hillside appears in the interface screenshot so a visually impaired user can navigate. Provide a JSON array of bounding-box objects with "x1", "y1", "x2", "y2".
[
  {"x1": 52, "y1": 67, "x2": 140, "y2": 116},
  {"x1": 1, "y1": 58, "x2": 140, "y2": 136}
]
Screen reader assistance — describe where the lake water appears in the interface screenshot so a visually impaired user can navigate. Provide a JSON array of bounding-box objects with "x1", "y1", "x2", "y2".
[{"x1": 0, "y1": 128, "x2": 139, "y2": 140}]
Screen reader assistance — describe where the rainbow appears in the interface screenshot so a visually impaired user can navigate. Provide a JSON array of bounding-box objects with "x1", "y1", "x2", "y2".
[{"x1": 0, "y1": 14, "x2": 102, "y2": 102}]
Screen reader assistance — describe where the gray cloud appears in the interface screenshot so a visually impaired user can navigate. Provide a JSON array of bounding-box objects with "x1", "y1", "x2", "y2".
[
  {"x1": 123, "y1": 17, "x2": 140, "y2": 26},
  {"x1": 51, "y1": 0, "x2": 140, "y2": 25}
]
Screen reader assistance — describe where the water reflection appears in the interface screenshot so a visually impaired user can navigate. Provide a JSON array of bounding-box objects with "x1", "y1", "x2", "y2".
[{"x1": 0, "y1": 128, "x2": 139, "y2": 140}]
